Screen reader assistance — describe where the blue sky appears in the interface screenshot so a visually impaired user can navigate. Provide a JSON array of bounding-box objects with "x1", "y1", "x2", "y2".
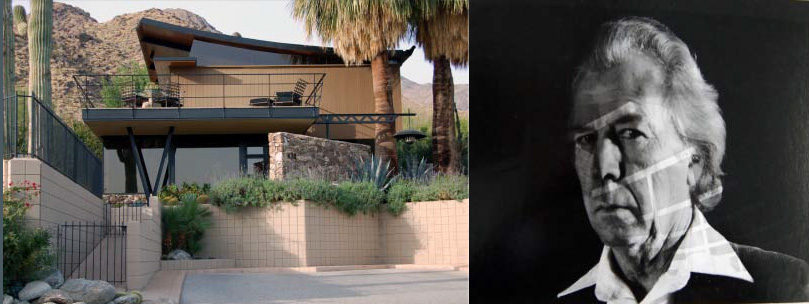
[{"x1": 13, "y1": 0, "x2": 469, "y2": 84}]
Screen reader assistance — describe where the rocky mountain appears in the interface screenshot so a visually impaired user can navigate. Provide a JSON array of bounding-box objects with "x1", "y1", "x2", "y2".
[
  {"x1": 13, "y1": 2, "x2": 221, "y2": 120},
  {"x1": 401, "y1": 77, "x2": 469, "y2": 122},
  {"x1": 12, "y1": 2, "x2": 467, "y2": 123}
]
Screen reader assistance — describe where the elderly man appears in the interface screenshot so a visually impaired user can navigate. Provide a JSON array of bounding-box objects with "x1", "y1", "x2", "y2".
[{"x1": 557, "y1": 17, "x2": 809, "y2": 303}]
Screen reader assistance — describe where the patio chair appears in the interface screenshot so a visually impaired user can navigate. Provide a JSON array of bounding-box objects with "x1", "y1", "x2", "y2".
[
  {"x1": 121, "y1": 84, "x2": 139, "y2": 107},
  {"x1": 157, "y1": 82, "x2": 182, "y2": 107},
  {"x1": 275, "y1": 79, "x2": 308, "y2": 106}
]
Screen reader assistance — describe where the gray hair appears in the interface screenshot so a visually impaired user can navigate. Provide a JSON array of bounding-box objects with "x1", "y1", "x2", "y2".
[{"x1": 572, "y1": 17, "x2": 726, "y2": 211}]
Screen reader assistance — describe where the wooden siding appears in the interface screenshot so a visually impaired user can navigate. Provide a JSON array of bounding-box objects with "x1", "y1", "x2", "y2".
[{"x1": 169, "y1": 66, "x2": 403, "y2": 140}]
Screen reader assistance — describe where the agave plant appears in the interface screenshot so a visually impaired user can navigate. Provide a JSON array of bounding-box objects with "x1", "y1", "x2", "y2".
[
  {"x1": 400, "y1": 154, "x2": 434, "y2": 183},
  {"x1": 351, "y1": 155, "x2": 398, "y2": 191}
]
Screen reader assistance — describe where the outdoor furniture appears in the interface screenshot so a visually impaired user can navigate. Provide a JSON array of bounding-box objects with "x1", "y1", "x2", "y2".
[
  {"x1": 249, "y1": 97, "x2": 274, "y2": 106},
  {"x1": 153, "y1": 83, "x2": 182, "y2": 107},
  {"x1": 121, "y1": 86, "x2": 148, "y2": 107},
  {"x1": 274, "y1": 79, "x2": 308, "y2": 106}
]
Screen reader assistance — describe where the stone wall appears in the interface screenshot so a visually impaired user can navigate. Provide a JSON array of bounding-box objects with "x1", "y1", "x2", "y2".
[
  {"x1": 104, "y1": 193, "x2": 148, "y2": 205},
  {"x1": 268, "y1": 132, "x2": 371, "y2": 181}
]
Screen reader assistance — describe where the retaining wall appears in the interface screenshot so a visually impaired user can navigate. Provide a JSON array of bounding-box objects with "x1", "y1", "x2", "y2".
[
  {"x1": 126, "y1": 197, "x2": 162, "y2": 290},
  {"x1": 191, "y1": 199, "x2": 469, "y2": 269},
  {"x1": 4, "y1": 158, "x2": 104, "y2": 230},
  {"x1": 197, "y1": 202, "x2": 380, "y2": 267},
  {"x1": 380, "y1": 199, "x2": 470, "y2": 266}
]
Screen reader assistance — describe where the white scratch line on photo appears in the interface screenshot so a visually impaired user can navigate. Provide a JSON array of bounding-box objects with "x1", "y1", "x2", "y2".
[
  {"x1": 584, "y1": 102, "x2": 638, "y2": 130},
  {"x1": 590, "y1": 147, "x2": 695, "y2": 197}
]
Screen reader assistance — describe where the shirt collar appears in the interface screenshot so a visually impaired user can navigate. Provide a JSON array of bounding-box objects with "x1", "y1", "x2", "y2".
[{"x1": 557, "y1": 209, "x2": 753, "y2": 303}]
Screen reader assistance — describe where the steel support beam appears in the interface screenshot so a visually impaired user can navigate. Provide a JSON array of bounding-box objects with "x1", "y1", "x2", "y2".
[
  {"x1": 313, "y1": 113, "x2": 416, "y2": 125},
  {"x1": 127, "y1": 127, "x2": 152, "y2": 200},
  {"x1": 153, "y1": 126, "x2": 175, "y2": 193}
]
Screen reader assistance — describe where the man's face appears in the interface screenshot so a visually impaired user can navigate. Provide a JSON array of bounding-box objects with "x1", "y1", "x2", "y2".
[{"x1": 571, "y1": 54, "x2": 694, "y2": 248}]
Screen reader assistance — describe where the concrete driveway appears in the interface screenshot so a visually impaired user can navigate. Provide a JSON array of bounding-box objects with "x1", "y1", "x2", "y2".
[{"x1": 180, "y1": 268, "x2": 469, "y2": 304}]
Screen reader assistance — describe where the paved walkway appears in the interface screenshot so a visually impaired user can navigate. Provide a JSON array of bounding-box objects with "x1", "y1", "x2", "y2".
[{"x1": 179, "y1": 268, "x2": 469, "y2": 304}]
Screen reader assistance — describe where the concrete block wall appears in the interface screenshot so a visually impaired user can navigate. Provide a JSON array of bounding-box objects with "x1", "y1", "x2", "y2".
[
  {"x1": 192, "y1": 200, "x2": 468, "y2": 269},
  {"x1": 4, "y1": 158, "x2": 104, "y2": 230},
  {"x1": 380, "y1": 200, "x2": 469, "y2": 266},
  {"x1": 304, "y1": 203, "x2": 380, "y2": 266},
  {"x1": 197, "y1": 203, "x2": 308, "y2": 267},
  {"x1": 126, "y1": 197, "x2": 162, "y2": 290},
  {"x1": 197, "y1": 202, "x2": 381, "y2": 267}
]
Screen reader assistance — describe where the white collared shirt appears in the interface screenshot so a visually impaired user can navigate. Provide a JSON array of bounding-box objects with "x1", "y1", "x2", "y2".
[{"x1": 558, "y1": 209, "x2": 753, "y2": 304}]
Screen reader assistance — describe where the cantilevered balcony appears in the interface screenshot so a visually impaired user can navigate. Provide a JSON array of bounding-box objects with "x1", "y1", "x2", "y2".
[{"x1": 74, "y1": 72, "x2": 325, "y2": 137}]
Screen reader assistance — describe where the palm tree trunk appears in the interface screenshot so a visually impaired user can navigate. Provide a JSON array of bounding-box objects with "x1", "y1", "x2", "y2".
[
  {"x1": 371, "y1": 51, "x2": 399, "y2": 173},
  {"x1": 432, "y1": 55, "x2": 459, "y2": 174}
]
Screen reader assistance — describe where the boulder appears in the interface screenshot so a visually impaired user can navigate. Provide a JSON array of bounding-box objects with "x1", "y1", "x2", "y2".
[
  {"x1": 13, "y1": 300, "x2": 30, "y2": 304},
  {"x1": 110, "y1": 295, "x2": 139, "y2": 304},
  {"x1": 4, "y1": 295, "x2": 13, "y2": 304},
  {"x1": 34, "y1": 269, "x2": 65, "y2": 289},
  {"x1": 166, "y1": 250, "x2": 191, "y2": 260},
  {"x1": 18, "y1": 281, "x2": 52, "y2": 301},
  {"x1": 33, "y1": 289, "x2": 72, "y2": 304},
  {"x1": 59, "y1": 279, "x2": 115, "y2": 304}
]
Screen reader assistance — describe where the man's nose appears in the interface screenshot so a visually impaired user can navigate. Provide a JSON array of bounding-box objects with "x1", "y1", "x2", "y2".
[{"x1": 596, "y1": 137, "x2": 622, "y2": 181}]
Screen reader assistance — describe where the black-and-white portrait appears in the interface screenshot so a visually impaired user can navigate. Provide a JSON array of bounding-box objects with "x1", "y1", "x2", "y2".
[
  {"x1": 557, "y1": 17, "x2": 808, "y2": 303},
  {"x1": 471, "y1": 1, "x2": 809, "y2": 303}
]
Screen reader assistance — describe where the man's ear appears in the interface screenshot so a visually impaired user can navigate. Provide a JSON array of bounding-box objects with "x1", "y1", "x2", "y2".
[{"x1": 688, "y1": 153, "x2": 703, "y2": 189}]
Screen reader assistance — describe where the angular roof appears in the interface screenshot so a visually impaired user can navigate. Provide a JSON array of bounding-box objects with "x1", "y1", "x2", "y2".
[{"x1": 137, "y1": 18, "x2": 414, "y2": 80}]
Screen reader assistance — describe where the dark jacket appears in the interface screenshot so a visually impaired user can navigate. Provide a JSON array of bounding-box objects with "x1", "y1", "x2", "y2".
[{"x1": 557, "y1": 243, "x2": 809, "y2": 303}]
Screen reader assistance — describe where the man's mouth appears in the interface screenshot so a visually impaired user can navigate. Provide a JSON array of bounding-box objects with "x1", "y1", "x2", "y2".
[{"x1": 596, "y1": 205, "x2": 634, "y2": 213}]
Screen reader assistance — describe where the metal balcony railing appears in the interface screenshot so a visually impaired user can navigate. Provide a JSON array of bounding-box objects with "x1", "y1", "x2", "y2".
[
  {"x1": 73, "y1": 73, "x2": 326, "y2": 110},
  {"x1": 3, "y1": 94, "x2": 104, "y2": 197}
]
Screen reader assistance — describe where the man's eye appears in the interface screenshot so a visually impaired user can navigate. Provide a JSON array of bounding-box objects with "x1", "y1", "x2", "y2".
[
  {"x1": 575, "y1": 134, "x2": 596, "y2": 149},
  {"x1": 618, "y1": 129, "x2": 645, "y2": 140}
]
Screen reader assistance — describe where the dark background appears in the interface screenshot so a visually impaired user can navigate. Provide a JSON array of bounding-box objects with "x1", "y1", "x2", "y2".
[{"x1": 470, "y1": 1, "x2": 809, "y2": 303}]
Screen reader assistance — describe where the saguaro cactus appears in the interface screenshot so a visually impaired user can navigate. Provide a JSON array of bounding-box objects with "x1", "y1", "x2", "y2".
[
  {"x1": 28, "y1": 0, "x2": 52, "y2": 108},
  {"x1": 13, "y1": 4, "x2": 25, "y2": 35},
  {"x1": 4, "y1": 0, "x2": 15, "y2": 96}
]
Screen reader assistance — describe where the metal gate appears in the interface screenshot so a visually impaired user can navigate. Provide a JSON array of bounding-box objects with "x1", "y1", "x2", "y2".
[{"x1": 56, "y1": 222, "x2": 127, "y2": 286}]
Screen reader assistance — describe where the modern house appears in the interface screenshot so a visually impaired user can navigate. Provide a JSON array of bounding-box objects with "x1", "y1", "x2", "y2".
[
  {"x1": 76, "y1": 18, "x2": 414, "y2": 196},
  {"x1": 2, "y1": 17, "x2": 466, "y2": 291}
]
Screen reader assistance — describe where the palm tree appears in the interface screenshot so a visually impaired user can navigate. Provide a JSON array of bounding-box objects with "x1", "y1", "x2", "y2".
[
  {"x1": 292, "y1": 0, "x2": 414, "y2": 173},
  {"x1": 413, "y1": 0, "x2": 468, "y2": 174}
]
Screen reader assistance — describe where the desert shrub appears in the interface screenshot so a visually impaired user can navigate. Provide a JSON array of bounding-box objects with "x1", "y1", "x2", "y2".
[
  {"x1": 285, "y1": 179, "x2": 338, "y2": 203},
  {"x1": 396, "y1": 117, "x2": 469, "y2": 175},
  {"x1": 68, "y1": 120, "x2": 103, "y2": 158},
  {"x1": 3, "y1": 181, "x2": 54, "y2": 292},
  {"x1": 209, "y1": 177, "x2": 384, "y2": 216},
  {"x1": 386, "y1": 179, "x2": 416, "y2": 216},
  {"x1": 159, "y1": 182, "x2": 211, "y2": 206},
  {"x1": 161, "y1": 193, "x2": 213, "y2": 257},
  {"x1": 411, "y1": 175, "x2": 469, "y2": 202},
  {"x1": 385, "y1": 175, "x2": 469, "y2": 215},
  {"x1": 335, "y1": 181, "x2": 386, "y2": 215},
  {"x1": 207, "y1": 177, "x2": 270, "y2": 213},
  {"x1": 101, "y1": 61, "x2": 149, "y2": 108}
]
